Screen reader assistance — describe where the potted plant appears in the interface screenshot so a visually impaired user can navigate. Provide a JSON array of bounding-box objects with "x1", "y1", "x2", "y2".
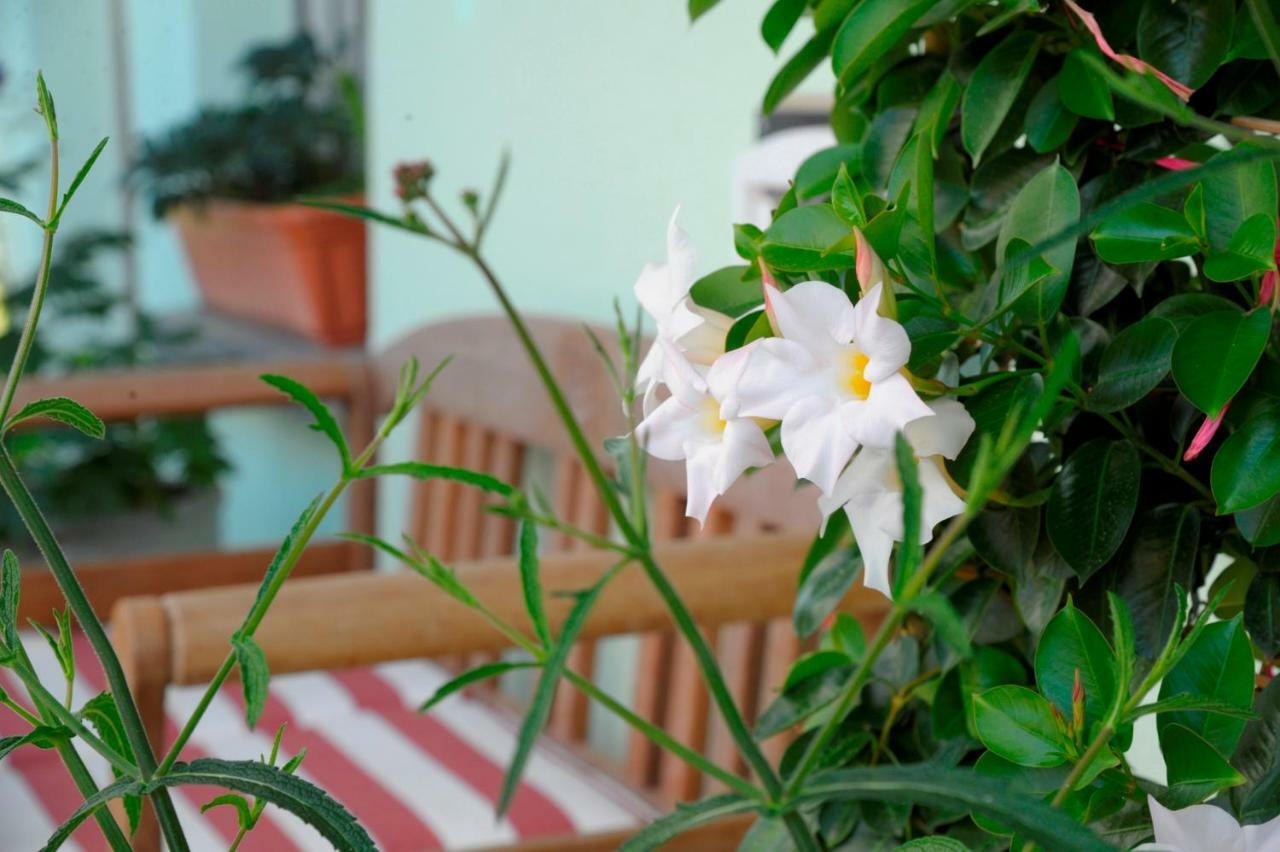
[
  {"x1": 131, "y1": 34, "x2": 366, "y2": 346},
  {"x1": 0, "y1": 231, "x2": 229, "y2": 561}
]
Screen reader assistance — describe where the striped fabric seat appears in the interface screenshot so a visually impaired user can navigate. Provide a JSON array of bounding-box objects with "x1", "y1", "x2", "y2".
[{"x1": 1, "y1": 632, "x2": 652, "y2": 850}]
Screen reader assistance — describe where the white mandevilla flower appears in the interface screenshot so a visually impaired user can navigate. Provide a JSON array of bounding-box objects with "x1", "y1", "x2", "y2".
[
  {"x1": 714, "y1": 278, "x2": 933, "y2": 494},
  {"x1": 633, "y1": 208, "x2": 733, "y2": 411},
  {"x1": 1135, "y1": 795, "x2": 1280, "y2": 852},
  {"x1": 635, "y1": 340, "x2": 773, "y2": 525},
  {"x1": 817, "y1": 398, "x2": 974, "y2": 597}
]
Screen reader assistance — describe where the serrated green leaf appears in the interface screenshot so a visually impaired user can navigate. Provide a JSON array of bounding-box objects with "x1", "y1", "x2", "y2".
[
  {"x1": 0, "y1": 197, "x2": 43, "y2": 226},
  {"x1": 232, "y1": 635, "x2": 270, "y2": 729},
  {"x1": 245, "y1": 493, "x2": 324, "y2": 624},
  {"x1": 50, "y1": 137, "x2": 108, "y2": 228},
  {"x1": 5, "y1": 397, "x2": 105, "y2": 438},
  {"x1": 261, "y1": 374, "x2": 351, "y2": 474}
]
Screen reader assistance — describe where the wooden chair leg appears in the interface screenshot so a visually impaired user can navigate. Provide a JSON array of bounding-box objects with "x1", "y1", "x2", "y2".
[{"x1": 111, "y1": 597, "x2": 171, "y2": 852}]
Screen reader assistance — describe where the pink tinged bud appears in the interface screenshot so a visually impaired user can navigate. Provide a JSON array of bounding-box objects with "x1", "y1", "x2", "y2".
[
  {"x1": 1184, "y1": 400, "x2": 1231, "y2": 462},
  {"x1": 1154, "y1": 156, "x2": 1199, "y2": 171},
  {"x1": 1064, "y1": 0, "x2": 1195, "y2": 102},
  {"x1": 1262, "y1": 271, "x2": 1277, "y2": 309},
  {"x1": 759, "y1": 258, "x2": 782, "y2": 336},
  {"x1": 854, "y1": 227, "x2": 884, "y2": 297}
]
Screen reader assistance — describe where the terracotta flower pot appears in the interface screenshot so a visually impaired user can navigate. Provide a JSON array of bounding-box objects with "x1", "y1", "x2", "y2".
[{"x1": 172, "y1": 199, "x2": 367, "y2": 346}]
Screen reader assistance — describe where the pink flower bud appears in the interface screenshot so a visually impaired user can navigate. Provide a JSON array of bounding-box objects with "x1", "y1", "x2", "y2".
[
  {"x1": 1184, "y1": 400, "x2": 1230, "y2": 462},
  {"x1": 1064, "y1": 0, "x2": 1194, "y2": 102}
]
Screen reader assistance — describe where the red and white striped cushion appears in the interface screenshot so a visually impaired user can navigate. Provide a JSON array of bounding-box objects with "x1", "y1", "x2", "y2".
[{"x1": 0, "y1": 631, "x2": 652, "y2": 850}]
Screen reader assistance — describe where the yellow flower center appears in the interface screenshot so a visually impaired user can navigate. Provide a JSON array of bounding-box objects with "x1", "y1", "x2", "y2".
[
  {"x1": 701, "y1": 398, "x2": 728, "y2": 434},
  {"x1": 844, "y1": 351, "x2": 872, "y2": 400}
]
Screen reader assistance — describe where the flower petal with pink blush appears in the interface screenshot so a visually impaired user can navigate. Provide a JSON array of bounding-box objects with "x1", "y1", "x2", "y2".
[
  {"x1": 852, "y1": 283, "x2": 912, "y2": 382},
  {"x1": 855, "y1": 227, "x2": 886, "y2": 296},
  {"x1": 781, "y1": 395, "x2": 859, "y2": 494}
]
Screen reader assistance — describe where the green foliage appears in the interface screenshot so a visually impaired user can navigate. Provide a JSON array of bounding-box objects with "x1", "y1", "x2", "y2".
[{"x1": 130, "y1": 34, "x2": 362, "y2": 216}]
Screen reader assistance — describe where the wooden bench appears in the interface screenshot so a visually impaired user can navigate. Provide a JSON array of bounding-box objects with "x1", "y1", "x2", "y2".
[{"x1": 16, "y1": 316, "x2": 888, "y2": 849}]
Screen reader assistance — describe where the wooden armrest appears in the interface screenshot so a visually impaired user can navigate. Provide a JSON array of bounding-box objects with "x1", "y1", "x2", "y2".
[
  {"x1": 114, "y1": 533, "x2": 887, "y2": 687},
  {"x1": 11, "y1": 357, "x2": 364, "y2": 423}
]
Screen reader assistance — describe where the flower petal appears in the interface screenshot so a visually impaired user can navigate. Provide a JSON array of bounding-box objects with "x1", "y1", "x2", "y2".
[
  {"x1": 852, "y1": 283, "x2": 912, "y2": 382},
  {"x1": 906, "y1": 398, "x2": 975, "y2": 460},
  {"x1": 684, "y1": 444, "x2": 720, "y2": 525},
  {"x1": 656, "y1": 337, "x2": 710, "y2": 408},
  {"x1": 842, "y1": 372, "x2": 933, "y2": 450},
  {"x1": 716, "y1": 418, "x2": 775, "y2": 493},
  {"x1": 677, "y1": 303, "x2": 733, "y2": 364},
  {"x1": 845, "y1": 495, "x2": 897, "y2": 597},
  {"x1": 635, "y1": 396, "x2": 705, "y2": 461},
  {"x1": 919, "y1": 458, "x2": 966, "y2": 542},
  {"x1": 766, "y1": 280, "x2": 857, "y2": 348},
  {"x1": 730, "y1": 337, "x2": 830, "y2": 420},
  {"x1": 1241, "y1": 810, "x2": 1280, "y2": 852},
  {"x1": 781, "y1": 395, "x2": 858, "y2": 494},
  {"x1": 1146, "y1": 796, "x2": 1246, "y2": 852}
]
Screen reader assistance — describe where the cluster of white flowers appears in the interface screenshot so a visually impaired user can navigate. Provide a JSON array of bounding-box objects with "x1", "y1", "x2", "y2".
[{"x1": 633, "y1": 210, "x2": 975, "y2": 598}]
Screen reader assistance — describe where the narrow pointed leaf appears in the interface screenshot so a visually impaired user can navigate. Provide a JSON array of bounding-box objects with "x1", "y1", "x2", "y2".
[
  {"x1": 621, "y1": 794, "x2": 756, "y2": 851},
  {"x1": 5, "y1": 397, "x2": 105, "y2": 438},
  {"x1": 517, "y1": 518, "x2": 552, "y2": 648},
  {"x1": 232, "y1": 636, "x2": 270, "y2": 729},
  {"x1": 357, "y1": 461, "x2": 514, "y2": 496},
  {"x1": 419, "y1": 661, "x2": 540, "y2": 712},
  {"x1": 261, "y1": 374, "x2": 351, "y2": 473},
  {"x1": 0, "y1": 197, "x2": 43, "y2": 226}
]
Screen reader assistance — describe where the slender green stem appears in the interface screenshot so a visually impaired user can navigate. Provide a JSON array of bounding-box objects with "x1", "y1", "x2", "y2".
[
  {"x1": 1050, "y1": 722, "x2": 1115, "y2": 808},
  {"x1": 2, "y1": 695, "x2": 42, "y2": 726},
  {"x1": 0, "y1": 396, "x2": 189, "y2": 852},
  {"x1": 0, "y1": 131, "x2": 57, "y2": 424},
  {"x1": 10, "y1": 662, "x2": 137, "y2": 776}
]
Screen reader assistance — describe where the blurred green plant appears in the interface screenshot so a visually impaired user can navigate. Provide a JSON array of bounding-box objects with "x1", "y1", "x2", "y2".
[{"x1": 130, "y1": 33, "x2": 362, "y2": 218}]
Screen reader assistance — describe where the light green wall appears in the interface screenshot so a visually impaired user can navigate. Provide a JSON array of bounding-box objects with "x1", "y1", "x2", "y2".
[{"x1": 366, "y1": 0, "x2": 795, "y2": 342}]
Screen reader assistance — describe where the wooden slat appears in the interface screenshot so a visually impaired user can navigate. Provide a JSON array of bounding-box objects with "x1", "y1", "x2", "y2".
[
  {"x1": 18, "y1": 540, "x2": 356, "y2": 624},
  {"x1": 11, "y1": 358, "x2": 360, "y2": 423},
  {"x1": 113, "y1": 596, "x2": 169, "y2": 852},
  {"x1": 143, "y1": 533, "x2": 885, "y2": 686}
]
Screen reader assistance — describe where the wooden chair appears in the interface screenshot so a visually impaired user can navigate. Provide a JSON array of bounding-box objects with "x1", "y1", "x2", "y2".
[{"x1": 19, "y1": 317, "x2": 888, "y2": 850}]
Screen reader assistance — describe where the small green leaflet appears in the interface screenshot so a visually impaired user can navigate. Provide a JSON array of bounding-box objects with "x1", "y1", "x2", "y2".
[
  {"x1": 5, "y1": 397, "x2": 105, "y2": 438},
  {"x1": 232, "y1": 635, "x2": 270, "y2": 729},
  {"x1": 261, "y1": 374, "x2": 352, "y2": 474}
]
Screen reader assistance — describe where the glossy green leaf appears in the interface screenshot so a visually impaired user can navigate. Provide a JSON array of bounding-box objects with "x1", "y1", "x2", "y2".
[
  {"x1": 995, "y1": 163, "x2": 1079, "y2": 321},
  {"x1": 764, "y1": 29, "x2": 836, "y2": 115},
  {"x1": 1058, "y1": 49, "x2": 1115, "y2": 120},
  {"x1": 42, "y1": 758, "x2": 374, "y2": 852},
  {"x1": 1136, "y1": 0, "x2": 1234, "y2": 89},
  {"x1": 1162, "y1": 723, "x2": 1247, "y2": 802},
  {"x1": 1089, "y1": 202, "x2": 1199, "y2": 263},
  {"x1": 1232, "y1": 679, "x2": 1280, "y2": 822},
  {"x1": 1245, "y1": 570, "x2": 1280, "y2": 656},
  {"x1": 1025, "y1": 76, "x2": 1079, "y2": 153},
  {"x1": 1212, "y1": 409, "x2": 1280, "y2": 513},
  {"x1": 5, "y1": 397, "x2": 105, "y2": 439},
  {"x1": 231, "y1": 636, "x2": 269, "y2": 729},
  {"x1": 1036, "y1": 603, "x2": 1118, "y2": 728},
  {"x1": 688, "y1": 265, "x2": 759, "y2": 318},
  {"x1": 1046, "y1": 440, "x2": 1141, "y2": 580},
  {"x1": 620, "y1": 794, "x2": 756, "y2": 852},
  {"x1": 832, "y1": 163, "x2": 866, "y2": 227},
  {"x1": 1237, "y1": 494, "x2": 1280, "y2": 547},
  {"x1": 794, "y1": 541, "x2": 861, "y2": 638},
  {"x1": 1159, "y1": 617, "x2": 1255, "y2": 755},
  {"x1": 896, "y1": 839, "x2": 971, "y2": 851},
  {"x1": 761, "y1": 204, "x2": 856, "y2": 271},
  {"x1": 0, "y1": 726, "x2": 69, "y2": 762},
  {"x1": 961, "y1": 31, "x2": 1040, "y2": 164},
  {"x1": 968, "y1": 506, "x2": 1038, "y2": 577},
  {"x1": 1204, "y1": 212, "x2": 1278, "y2": 282},
  {"x1": 1150, "y1": 291, "x2": 1241, "y2": 333},
  {"x1": 756, "y1": 661, "x2": 852, "y2": 739},
  {"x1": 795, "y1": 145, "x2": 861, "y2": 199},
  {"x1": 261, "y1": 374, "x2": 352, "y2": 474},
  {"x1": 831, "y1": 0, "x2": 936, "y2": 85},
  {"x1": 973, "y1": 685, "x2": 1070, "y2": 767},
  {"x1": 1201, "y1": 148, "x2": 1278, "y2": 256},
  {"x1": 1172, "y1": 308, "x2": 1271, "y2": 417},
  {"x1": 863, "y1": 106, "x2": 918, "y2": 192},
  {"x1": 419, "y1": 661, "x2": 540, "y2": 712},
  {"x1": 1088, "y1": 317, "x2": 1177, "y2": 413},
  {"x1": 894, "y1": 432, "x2": 923, "y2": 594},
  {"x1": 1116, "y1": 505, "x2": 1199, "y2": 659},
  {"x1": 795, "y1": 765, "x2": 1112, "y2": 851},
  {"x1": 908, "y1": 592, "x2": 972, "y2": 658},
  {"x1": 761, "y1": 0, "x2": 808, "y2": 51}
]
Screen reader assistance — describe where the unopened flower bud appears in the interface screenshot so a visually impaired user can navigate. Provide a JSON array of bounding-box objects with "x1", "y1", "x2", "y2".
[{"x1": 393, "y1": 160, "x2": 435, "y2": 202}]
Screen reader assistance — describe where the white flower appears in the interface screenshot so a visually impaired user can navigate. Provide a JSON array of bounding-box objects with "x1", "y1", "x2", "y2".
[
  {"x1": 1136, "y1": 795, "x2": 1280, "y2": 852},
  {"x1": 714, "y1": 279, "x2": 932, "y2": 494},
  {"x1": 817, "y1": 399, "x2": 973, "y2": 597},
  {"x1": 635, "y1": 341, "x2": 773, "y2": 525},
  {"x1": 634, "y1": 208, "x2": 733, "y2": 411}
]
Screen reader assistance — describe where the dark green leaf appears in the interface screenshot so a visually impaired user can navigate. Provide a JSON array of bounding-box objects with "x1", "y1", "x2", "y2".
[
  {"x1": 356, "y1": 461, "x2": 514, "y2": 495},
  {"x1": 1245, "y1": 571, "x2": 1280, "y2": 656},
  {"x1": 973, "y1": 685, "x2": 1071, "y2": 767},
  {"x1": 688, "y1": 0, "x2": 722, "y2": 21},
  {"x1": 0, "y1": 197, "x2": 43, "y2": 226},
  {"x1": 232, "y1": 636, "x2": 269, "y2": 729},
  {"x1": 1088, "y1": 317, "x2": 1177, "y2": 413},
  {"x1": 1025, "y1": 77, "x2": 1079, "y2": 154},
  {"x1": 796, "y1": 145, "x2": 861, "y2": 200},
  {"x1": 1204, "y1": 212, "x2": 1278, "y2": 282},
  {"x1": 894, "y1": 432, "x2": 923, "y2": 593},
  {"x1": 1046, "y1": 440, "x2": 1141, "y2": 580},
  {"x1": 1212, "y1": 408, "x2": 1280, "y2": 513},
  {"x1": 795, "y1": 765, "x2": 1112, "y2": 851},
  {"x1": 1116, "y1": 505, "x2": 1199, "y2": 659},
  {"x1": 620, "y1": 794, "x2": 756, "y2": 852},
  {"x1": 761, "y1": 205, "x2": 856, "y2": 271},
  {"x1": 909, "y1": 592, "x2": 972, "y2": 658},
  {"x1": 756, "y1": 662, "x2": 853, "y2": 739},
  {"x1": 689, "y1": 265, "x2": 760, "y2": 317},
  {"x1": 1158, "y1": 617, "x2": 1255, "y2": 755},
  {"x1": 5, "y1": 397, "x2": 105, "y2": 438},
  {"x1": 1161, "y1": 723, "x2": 1246, "y2": 802},
  {"x1": 419, "y1": 661, "x2": 539, "y2": 712},
  {"x1": 762, "y1": 0, "x2": 808, "y2": 51},
  {"x1": 764, "y1": 29, "x2": 836, "y2": 115},
  {"x1": 1237, "y1": 494, "x2": 1280, "y2": 547},
  {"x1": 794, "y1": 541, "x2": 861, "y2": 638},
  {"x1": 1201, "y1": 148, "x2": 1278, "y2": 256},
  {"x1": 961, "y1": 32, "x2": 1040, "y2": 165},
  {"x1": 863, "y1": 106, "x2": 918, "y2": 192},
  {"x1": 1036, "y1": 603, "x2": 1118, "y2": 728},
  {"x1": 1058, "y1": 49, "x2": 1115, "y2": 120},
  {"x1": 245, "y1": 493, "x2": 325, "y2": 623},
  {"x1": 1245, "y1": 0, "x2": 1280, "y2": 79},
  {"x1": 995, "y1": 163, "x2": 1080, "y2": 322},
  {"x1": 0, "y1": 726, "x2": 69, "y2": 762},
  {"x1": 1137, "y1": 0, "x2": 1234, "y2": 89},
  {"x1": 1150, "y1": 291, "x2": 1241, "y2": 333},
  {"x1": 299, "y1": 198, "x2": 427, "y2": 236},
  {"x1": 201, "y1": 793, "x2": 255, "y2": 831},
  {"x1": 261, "y1": 374, "x2": 351, "y2": 473},
  {"x1": 1, "y1": 550, "x2": 18, "y2": 651},
  {"x1": 78, "y1": 692, "x2": 142, "y2": 833},
  {"x1": 831, "y1": 0, "x2": 936, "y2": 85},
  {"x1": 517, "y1": 518, "x2": 552, "y2": 649},
  {"x1": 1089, "y1": 202, "x2": 1199, "y2": 263},
  {"x1": 832, "y1": 163, "x2": 866, "y2": 227},
  {"x1": 1129, "y1": 694, "x2": 1260, "y2": 720},
  {"x1": 1233, "y1": 678, "x2": 1280, "y2": 822},
  {"x1": 44, "y1": 758, "x2": 375, "y2": 852},
  {"x1": 896, "y1": 839, "x2": 972, "y2": 851},
  {"x1": 498, "y1": 563, "x2": 620, "y2": 817}
]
